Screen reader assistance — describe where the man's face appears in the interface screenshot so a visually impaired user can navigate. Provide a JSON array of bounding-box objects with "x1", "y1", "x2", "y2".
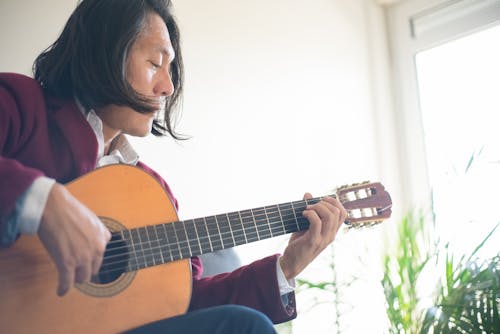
[{"x1": 97, "y1": 13, "x2": 175, "y2": 138}]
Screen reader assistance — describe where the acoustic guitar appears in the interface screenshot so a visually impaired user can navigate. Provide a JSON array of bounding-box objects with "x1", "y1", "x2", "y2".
[{"x1": 0, "y1": 164, "x2": 392, "y2": 333}]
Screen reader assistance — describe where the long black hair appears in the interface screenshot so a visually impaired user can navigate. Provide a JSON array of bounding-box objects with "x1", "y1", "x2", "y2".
[{"x1": 33, "y1": 0, "x2": 184, "y2": 138}]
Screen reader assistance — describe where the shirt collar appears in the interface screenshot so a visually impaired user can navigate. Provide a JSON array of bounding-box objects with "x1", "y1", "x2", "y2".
[{"x1": 75, "y1": 100, "x2": 139, "y2": 167}]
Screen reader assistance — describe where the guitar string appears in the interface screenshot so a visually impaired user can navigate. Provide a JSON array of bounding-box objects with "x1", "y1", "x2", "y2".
[
  {"x1": 102, "y1": 185, "x2": 389, "y2": 251},
  {"x1": 103, "y1": 193, "x2": 386, "y2": 251},
  {"x1": 96, "y1": 200, "x2": 390, "y2": 272},
  {"x1": 96, "y1": 219, "x2": 308, "y2": 277},
  {"x1": 108, "y1": 208, "x2": 300, "y2": 241},
  {"x1": 103, "y1": 198, "x2": 314, "y2": 249},
  {"x1": 97, "y1": 216, "x2": 391, "y2": 277},
  {"x1": 96, "y1": 205, "x2": 392, "y2": 277},
  {"x1": 100, "y1": 216, "x2": 300, "y2": 267},
  {"x1": 96, "y1": 211, "x2": 306, "y2": 275},
  {"x1": 94, "y1": 199, "x2": 316, "y2": 276}
]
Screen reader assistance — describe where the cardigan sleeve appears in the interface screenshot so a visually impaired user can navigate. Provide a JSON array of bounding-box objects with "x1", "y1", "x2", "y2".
[
  {"x1": 189, "y1": 254, "x2": 297, "y2": 324},
  {"x1": 0, "y1": 74, "x2": 46, "y2": 236}
]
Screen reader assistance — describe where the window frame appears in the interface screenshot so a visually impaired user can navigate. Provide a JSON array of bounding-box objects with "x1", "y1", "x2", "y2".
[{"x1": 385, "y1": 0, "x2": 500, "y2": 211}]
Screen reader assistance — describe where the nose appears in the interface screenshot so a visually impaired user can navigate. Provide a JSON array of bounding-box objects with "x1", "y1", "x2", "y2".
[{"x1": 154, "y1": 68, "x2": 174, "y2": 97}]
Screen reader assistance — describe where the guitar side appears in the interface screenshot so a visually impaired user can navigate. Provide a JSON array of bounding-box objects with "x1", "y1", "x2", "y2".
[{"x1": 0, "y1": 165, "x2": 192, "y2": 334}]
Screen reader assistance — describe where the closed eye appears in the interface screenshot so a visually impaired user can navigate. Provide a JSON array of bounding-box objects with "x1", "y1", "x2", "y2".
[{"x1": 149, "y1": 61, "x2": 161, "y2": 69}]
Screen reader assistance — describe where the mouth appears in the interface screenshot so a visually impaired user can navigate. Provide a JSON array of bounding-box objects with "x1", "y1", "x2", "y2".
[
  {"x1": 146, "y1": 97, "x2": 167, "y2": 117},
  {"x1": 148, "y1": 96, "x2": 166, "y2": 114},
  {"x1": 142, "y1": 96, "x2": 166, "y2": 112}
]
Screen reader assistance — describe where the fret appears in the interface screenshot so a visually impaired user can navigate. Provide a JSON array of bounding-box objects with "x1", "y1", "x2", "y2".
[
  {"x1": 139, "y1": 227, "x2": 155, "y2": 267},
  {"x1": 236, "y1": 211, "x2": 248, "y2": 244},
  {"x1": 291, "y1": 200, "x2": 310, "y2": 231},
  {"x1": 163, "y1": 222, "x2": 182, "y2": 261},
  {"x1": 183, "y1": 219, "x2": 202, "y2": 256},
  {"x1": 215, "y1": 214, "x2": 235, "y2": 248},
  {"x1": 151, "y1": 225, "x2": 164, "y2": 264},
  {"x1": 240, "y1": 209, "x2": 258, "y2": 242},
  {"x1": 129, "y1": 228, "x2": 147, "y2": 269},
  {"x1": 278, "y1": 202, "x2": 300, "y2": 234},
  {"x1": 204, "y1": 216, "x2": 223, "y2": 252},
  {"x1": 307, "y1": 197, "x2": 322, "y2": 206},
  {"x1": 155, "y1": 224, "x2": 173, "y2": 263},
  {"x1": 96, "y1": 184, "x2": 390, "y2": 273},
  {"x1": 275, "y1": 204, "x2": 287, "y2": 234},
  {"x1": 228, "y1": 211, "x2": 246, "y2": 246},
  {"x1": 146, "y1": 225, "x2": 162, "y2": 265},
  {"x1": 198, "y1": 217, "x2": 214, "y2": 253},
  {"x1": 253, "y1": 208, "x2": 272, "y2": 240},
  {"x1": 265, "y1": 205, "x2": 284, "y2": 237},
  {"x1": 249, "y1": 208, "x2": 262, "y2": 240},
  {"x1": 263, "y1": 206, "x2": 272, "y2": 236},
  {"x1": 121, "y1": 229, "x2": 139, "y2": 271},
  {"x1": 173, "y1": 221, "x2": 192, "y2": 258},
  {"x1": 226, "y1": 213, "x2": 237, "y2": 246}
]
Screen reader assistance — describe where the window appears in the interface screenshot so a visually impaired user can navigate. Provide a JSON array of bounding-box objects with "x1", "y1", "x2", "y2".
[
  {"x1": 388, "y1": 0, "x2": 500, "y2": 256},
  {"x1": 415, "y1": 23, "x2": 500, "y2": 256}
]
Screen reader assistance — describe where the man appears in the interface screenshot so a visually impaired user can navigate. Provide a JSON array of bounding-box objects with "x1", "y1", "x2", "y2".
[{"x1": 0, "y1": 0, "x2": 347, "y2": 333}]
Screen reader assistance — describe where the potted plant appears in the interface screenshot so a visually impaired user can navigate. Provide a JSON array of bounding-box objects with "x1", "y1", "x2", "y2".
[{"x1": 382, "y1": 211, "x2": 499, "y2": 333}]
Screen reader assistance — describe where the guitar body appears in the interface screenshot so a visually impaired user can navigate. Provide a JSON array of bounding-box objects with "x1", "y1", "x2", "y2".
[
  {"x1": 0, "y1": 164, "x2": 393, "y2": 333},
  {"x1": 0, "y1": 165, "x2": 192, "y2": 334}
]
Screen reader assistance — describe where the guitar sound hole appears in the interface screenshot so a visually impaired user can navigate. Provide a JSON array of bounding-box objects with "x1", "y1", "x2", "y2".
[{"x1": 92, "y1": 234, "x2": 129, "y2": 284}]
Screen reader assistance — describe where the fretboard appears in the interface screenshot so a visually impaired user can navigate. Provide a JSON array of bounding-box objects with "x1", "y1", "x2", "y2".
[{"x1": 108, "y1": 197, "x2": 323, "y2": 273}]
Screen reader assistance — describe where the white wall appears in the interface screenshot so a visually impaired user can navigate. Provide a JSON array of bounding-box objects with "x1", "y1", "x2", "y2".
[
  {"x1": 0, "y1": 1, "x2": 394, "y2": 332},
  {"x1": 0, "y1": 1, "x2": 78, "y2": 74},
  {"x1": 0, "y1": 0, "x2": 388, "y2": 224},
  {"x1": 134, "y1": 0, "x2": 385, "y2": 260}
]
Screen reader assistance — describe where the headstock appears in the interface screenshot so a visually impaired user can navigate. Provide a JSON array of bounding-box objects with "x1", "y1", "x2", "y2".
[{"x1": 335, "y1": 181, "x2": 392, "y2": 228}]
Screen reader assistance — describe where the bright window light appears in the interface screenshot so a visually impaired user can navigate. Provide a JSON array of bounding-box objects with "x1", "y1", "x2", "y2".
[{"x1": 415, "y1": 23, "x2": 500, "y2": 258}]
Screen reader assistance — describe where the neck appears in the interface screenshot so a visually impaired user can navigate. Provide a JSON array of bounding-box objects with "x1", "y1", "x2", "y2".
[
  {"x1": 94, "y1": 108, "x2": 121, "y2": 155},
  {"x1": 102, "y1": 128, "x2": 120, "y2": 155}
]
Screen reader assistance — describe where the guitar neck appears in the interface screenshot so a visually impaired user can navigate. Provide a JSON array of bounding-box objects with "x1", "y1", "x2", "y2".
[
  {"x1": 112, "y1": 197, "x2": 320, "y2": 272},
  {"x1": 102, "y1": 181, "x2": 390, "y2": 276}
]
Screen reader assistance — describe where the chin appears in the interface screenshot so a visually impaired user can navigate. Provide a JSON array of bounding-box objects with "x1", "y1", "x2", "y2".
[
  {"x1": 133, "y1": 120, "x2": 154, "y2": 137},
  {"x1": 136, "y1": 128, "x2": 153, "y2": 137},
  {"x1": 128, "y1": 126, "x2": 153, "y2": 137}
]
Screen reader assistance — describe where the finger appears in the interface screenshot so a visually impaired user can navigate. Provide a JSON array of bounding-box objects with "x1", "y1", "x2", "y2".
[
  {"x1": 339, "y1": 206, "x2": 348, "y2": 228},
  {"x1": 322, "y1": 199, "x2": 347, "y2": 230},
  {"x1": 322, "y1": 196, "x2": 345, "y2": 213},
  {"x1": 322, "y1": 197, "x2": 348, "y2": 228},
  {"x1": 101, "y1": 223, "x2": 112, "y2": 242},
  {"x1": 75, "y1": 264, "x2": 92, "y2": 284},
  {"x1": 91, "y1": 253, "x2": 104, "y2": 276},
  {"x1": 303, "y1": 192, "x2": 313, "y2": 200},
  {"x1": 315, "y1": 200, "x2": 341, "y2": 234},
  {"x1": 94, "y1": 227, "x2": 109, "y2": 275},
  {"x1": 303, "y1": 193, "x2": 337, "y2": 236},
  {"x1": 57, "y1": 266, "x2": 74, "y2": 297},
  {"x1": 315, "y1": 198, "x2": 338, "y2": 215},
  {"x1": 302, "y1": 209, "x2": 322, "y2": 240},
  {"x1": 309, "y1": 202, "x2": 341, "y2": 236},
  {"x1": 322, "y1": 195, "x2": 340, "y2": 206}
]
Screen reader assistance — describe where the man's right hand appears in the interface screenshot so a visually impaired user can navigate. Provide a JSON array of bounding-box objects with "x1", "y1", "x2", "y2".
[{"x1": 38, "y1": 183, "x2": 111, "y2": 296}]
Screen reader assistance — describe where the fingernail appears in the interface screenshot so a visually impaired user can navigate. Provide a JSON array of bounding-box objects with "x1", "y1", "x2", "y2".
[{"x1": 57, "y1": 286, "x2": 67, "y2": 297}]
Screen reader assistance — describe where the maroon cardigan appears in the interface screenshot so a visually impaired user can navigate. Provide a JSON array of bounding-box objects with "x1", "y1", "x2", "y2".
[{"x1": 0, "y1": 73, "x2": 296, "y2": 323}]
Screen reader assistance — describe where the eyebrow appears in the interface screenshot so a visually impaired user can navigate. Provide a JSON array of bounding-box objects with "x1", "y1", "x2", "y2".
[{"x1": 154, "y1": 45, "x2": 175, "y2": 62}]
